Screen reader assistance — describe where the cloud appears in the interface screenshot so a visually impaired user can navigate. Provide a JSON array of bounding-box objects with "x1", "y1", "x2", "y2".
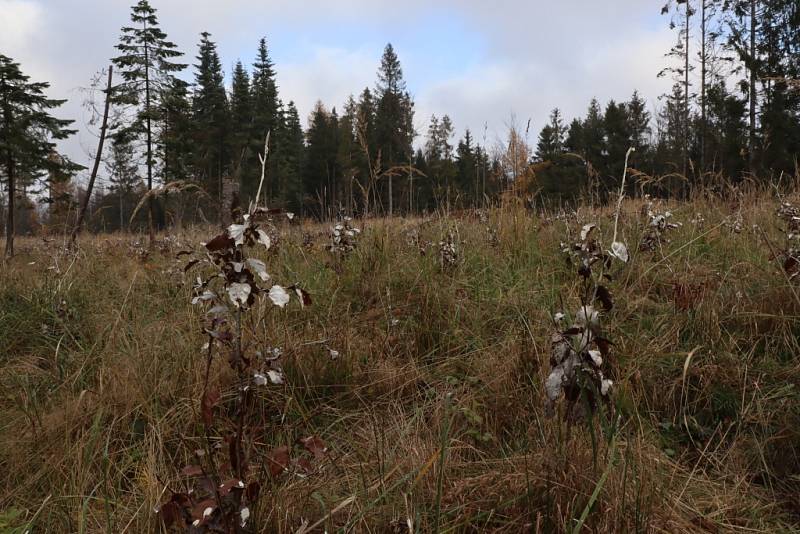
[
  {"x1": 0, "y1": 0, "x2": 42, "y2": 51},
  {"x1": 1, "y1": 0, "x2": 676, "y2": 175}
]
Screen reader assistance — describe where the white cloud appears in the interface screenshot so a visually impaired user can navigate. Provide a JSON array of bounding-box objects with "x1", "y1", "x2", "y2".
[
  {"x1": 1, "y1": 0, "x2": 677, "y2": 175},
  {"x1": 0, "y1": 0, "x2": 42, "y2": 51},
  {"x1": 279, "y1": 46, "x2": 377, "y2": 126}
]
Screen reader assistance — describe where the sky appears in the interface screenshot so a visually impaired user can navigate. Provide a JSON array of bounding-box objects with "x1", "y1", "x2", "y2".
[{"x1": 0, "y1": 0, "x2": 676, "y2": 177}]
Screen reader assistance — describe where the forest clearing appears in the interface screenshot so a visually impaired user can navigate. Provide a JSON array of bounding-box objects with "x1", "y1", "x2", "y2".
[{"x1": 1, "y1": 0, "x2": 799, "y2": 532}]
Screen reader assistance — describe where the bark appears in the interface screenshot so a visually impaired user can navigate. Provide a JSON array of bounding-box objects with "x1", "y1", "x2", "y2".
[
  {"x1": 700, "y1": 0, "x2": 707, "y2": 178},
  {"x1": 70, "y1": 66, "x2": 113, "y2": 247},
  {"x1": 4, "y1": 153, "x2": 14, "y2": 259},
  {"x1": 144, "y1": 20, "x2": 155, "y2": 248},
  {"x1": 748, "y1": 0, "x2": 757, "y2": 173}
]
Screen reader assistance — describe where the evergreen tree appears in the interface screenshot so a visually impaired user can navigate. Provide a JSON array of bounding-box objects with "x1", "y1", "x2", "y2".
[
  {"x1": 535, "y1": 108, "x2": 566, "y2": 161},
  {"x1": 565, "y1": 118, "x2": 585, "y2": 155},
  {"x1": 160, "y1": 77, "x2": 192, "y2": 184},
  {"x1": 106, "y1": 131, "x2": 142, "y2": 231},
  {"x1": 111, "y1": 0, "x2": 185, "y2": 242},
  {"x1": 280, "y1": 101, "x2": 305, "y2": 211},
  {"x1": 604, "y1": 100, "x2": 632, "y2": 181},
  {"x1": 0, "y1": 54, "x2": 79, "y2": 257},
  {"x1": 249, "y1": 38, "x2": 280, "y2": 203},
  {"x1": 723, "y1": 0, "x2": 761, "y2": 173},
  {"x1": 374, "y1": 44, "x2": 415, "y2": 213},
  {"x1": 304, "y1": 102, "x2": 333, "y2": 218},
  {"x1": 337, "y1": 96, "x2": 358, "y2": 214},
  {"x1": 657, "y1": 83, "x2": 691, "y2": 177},
  {"x1": 705, "y1": 81, "x2": 747, "y2": 177},
  {"x1": 455, "y1": 129, "x2": 478, "y2": 203},
  {"x1": 192, "y1": 32, "x2": 229, "y2": 214},
  {"x1": 582, "y1": 99, "x2": 606, "y2": 167},
  {"x1": 229, "y1": 60, "x2": 253, "y2": 167},
  {"x1": 627, "y1": 91, "x2": 652, "y2": 155}
]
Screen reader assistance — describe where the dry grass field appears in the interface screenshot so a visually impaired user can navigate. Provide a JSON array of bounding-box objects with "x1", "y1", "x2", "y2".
[{"x1": 1, "y1": 191, "x2": 799, "y2": 533}]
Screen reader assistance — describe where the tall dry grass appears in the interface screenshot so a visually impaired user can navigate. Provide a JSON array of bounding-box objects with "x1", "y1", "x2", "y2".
[{"x1": 1, "y1": 189, "x2": 799, "y2": 532}]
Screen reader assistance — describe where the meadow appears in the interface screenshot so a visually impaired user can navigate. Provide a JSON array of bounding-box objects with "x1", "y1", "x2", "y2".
[{"x1": 1, "y1": 188, "x2": 799, "y2": 533}]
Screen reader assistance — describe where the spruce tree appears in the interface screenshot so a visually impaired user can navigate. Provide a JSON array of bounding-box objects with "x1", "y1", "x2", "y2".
[
  {"x1": 249, "y1": 38, "x2": 280, "y2": 204},
  {"x1": 160, "y1": 77, "x2": 192, "y2": 184},
  {"x1": 582, "y1": 99, "x2": 606, "y2": 168},
  {"x1": 230, "y1": 60, "x2": 253, "y2": 174},
  {"x1": 281, "y1": 101, "x2": 305, "y2": 211},
  {"x1": 536, "y1": 108, "x2": 566, "y2": 162},
  {"x1": 337, "y1": 96, "x2": 358, "y2": 214},
  {"x1": 374, "y1": 44, "x2": 415, "y2": 213},
  {"x1": 0, "y1": 54, "x2": 79, "y2": 258},
  {"x1": 604, "y1": 100, "x2": 632, "y2": 181},
  {"x1": 106, "y1": 131, "x2": 141, "y2": 231},
  {"x1": 304, "y1": 102, "x2": 332, "y2": 218},
  {"x1": 455, "y1": 130, "x2": 478, "y2": 204},
  {"x1": 192, "y1": 32, "x2": 229, "y2": 215},
  {"x1": 111, "y1": 0, "x2": 185, "y2": 243}
]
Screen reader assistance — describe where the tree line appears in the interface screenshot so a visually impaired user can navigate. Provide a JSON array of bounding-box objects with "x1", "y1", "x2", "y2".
[{"x1": 1, "y1": 0, "x2": 798, "y2": 253}]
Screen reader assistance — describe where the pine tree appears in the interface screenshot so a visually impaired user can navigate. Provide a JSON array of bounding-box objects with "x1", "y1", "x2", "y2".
[
  {"x1": 604, "y1": 100, "x2": 632, "y2": 181},
  {"x1": 281, "y1": 101, "x2": 305, "y2": 211},
  {"x1": 374, "y1": 44, "x2": 415, "y2": 213},
  {"x1": 192, "y1": 31, "x2": 229, "y2": 216},
  {"x1": 582, "y1": 99, "x2": 606, "y2": 168},
  {"x1": 660, "y1": 0, "x2": 695, "y2": 180},
  {"x1": 111, "y1": 0, "x2": 185, "y2": 243},
  {"x1": 723, "y1": 0, "x2": 761, "y2": 173},
  {"x1": 565, "y1": 118, "x2": 585, "y2": 155},
  {"x1": 160, "y1": 77, "x2": 192, "y2": 184},
  {"x1": 304, "y1": 102, "x2": 332, "y2": 218},
  {"x1": 230, "y1": 60, "x2": 252, "y2": 161},
  {"x1": 249, "y1": 38, "x2": 280, "y2": 204},
  {"x1": 0, "y1": 55, "x2": 79, "y2": 257},
  {"x1": 627, "y1": 91, "x2": 652, "y2": 154},
  {"x1": 337, "y1": 96, "x2": 358, "y2": 214},
  {"x1": 657, "y1": 83, "x2": 691, "y2": 176},
  {"x1": 106, "y1": 131, "x2": 141, "y2": 230},
  {"x1": 536, "y1": 108, "x2": 565, "y2": 162},
  {"x1": 705, "y1": 81, "x2": 747, "y2": 177},
  {"x1": 456, "y1": 129, "x2": 478, "y2": 204}
]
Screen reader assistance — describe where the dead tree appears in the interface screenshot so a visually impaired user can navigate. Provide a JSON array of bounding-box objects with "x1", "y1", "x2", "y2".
[{"x1": 70, "y1": 66, "x2": 113, "y2": 247}]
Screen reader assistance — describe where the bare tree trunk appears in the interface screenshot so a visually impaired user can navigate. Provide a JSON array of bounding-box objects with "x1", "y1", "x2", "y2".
[
  {"x1": 684, "y1": 0, "x2": 691, "y2": 191},
  {"x1": 4, "y1": 154, "x2": 14, "y2": 259},
  {"x1": 748, "y1": 0, "x2": 757, "y2": 173},
  {"x1": 143, "y1": 23, "x2": 155, "y2": 248},
  {"x1": 70, "y1": 66, "x2": 113, "y2": 248},
  {"x1": 700, "y1": 0, "x2": 707, "y2": 180}
]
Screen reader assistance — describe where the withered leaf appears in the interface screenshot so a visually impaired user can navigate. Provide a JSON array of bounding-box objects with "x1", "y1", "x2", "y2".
[
  {"x1": 289, "y1": 285, "x2": 312, "y2": 308},
  {"x1": 594, "y1": 337, "x2": 614, "y2": 356},
  {"x1": 267, "y1": 445, "x2": 290, "y2": 477},
  {"x1": 268, "y1": 285, "x2": 290, "y2": 308},
  {"x1": 218, "y1": 478, "x2": 245, "y2": 496},
  {"x1": 228, "y1": 282, "x2": 252, "y2": 308},
  {"x1": 299, "y1": 435, "x2": 328, "y2": 460},
  {"x1": 191, "y1": 499, "x2": 216, "y2": 522},
  {"x1": 596, "y1": 285, "x2": 613, "y2": 311},
  {"x1": 296, "y1": 456, "x2": 315, "y2": 474},
  {"x1": 158, "y1": 501, "x2": 181, "y2": 527},
  {"x1": 205, "y1": 233, "x2": 234, "y2": 252},
  {"x1": 181, "y1": 464, "x2": 204, "y2": 477},
  {"x1": 246, "y1": 481, "x2": 261, "y2": 502},
  {"x1": 201, "y1": 387, "x2": 220, "y2": 427}
]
